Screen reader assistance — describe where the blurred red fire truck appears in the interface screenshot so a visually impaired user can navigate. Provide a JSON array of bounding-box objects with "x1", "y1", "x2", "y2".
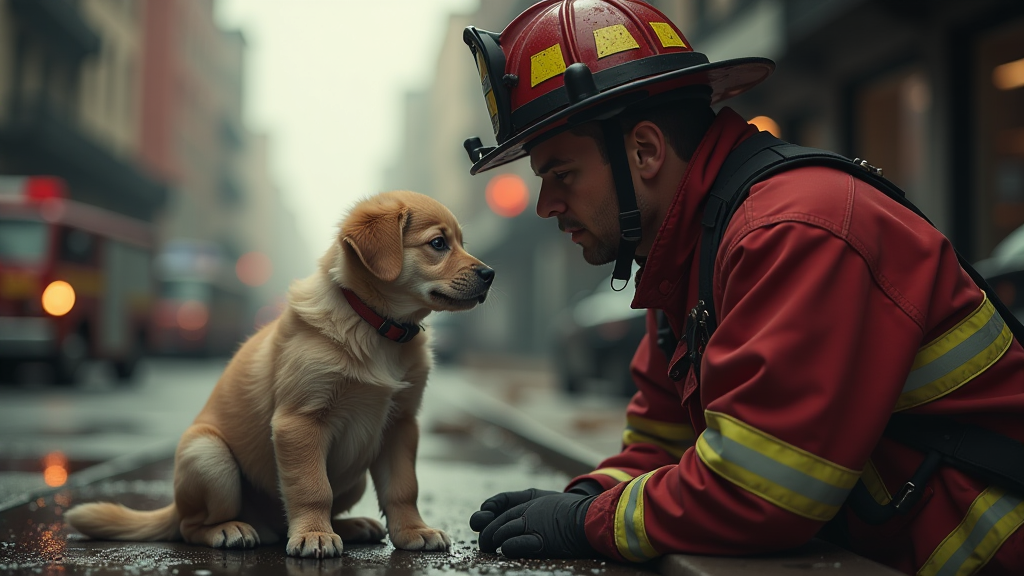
[
  {"x1": 152, "y1": 239, "x2": 247, "y2": 357},
  {"x1": 0, "y1": 176, "x2": 153, "y2": 384}
]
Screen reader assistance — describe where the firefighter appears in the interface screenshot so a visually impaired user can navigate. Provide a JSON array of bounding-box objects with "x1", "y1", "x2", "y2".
[{"x1": 462, "y1": 1, "x2": 1024, "y2": 575}]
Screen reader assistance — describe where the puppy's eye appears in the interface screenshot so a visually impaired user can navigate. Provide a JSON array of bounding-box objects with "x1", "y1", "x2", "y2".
[{"x1": 429, "y1": 237, "x2": 448, "y2": 251}]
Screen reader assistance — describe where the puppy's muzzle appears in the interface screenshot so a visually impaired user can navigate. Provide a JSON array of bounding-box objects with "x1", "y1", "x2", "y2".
[{"x1": 473, "y1": 266, "x2": 494, "y2": 303}]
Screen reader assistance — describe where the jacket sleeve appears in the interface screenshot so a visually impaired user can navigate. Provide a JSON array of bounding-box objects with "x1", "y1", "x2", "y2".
[
  {"x1": 566, "y1": 309, "x2": 695, "y2": 493},
  {"x1": 582, "y1": 222, "x2": 928, "y2": 561}
]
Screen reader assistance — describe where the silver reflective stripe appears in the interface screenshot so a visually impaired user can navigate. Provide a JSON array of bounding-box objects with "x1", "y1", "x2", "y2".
[
  {"x1": 934, "y1": 492, "x2": 1024, "y2": 576},
  {"x1": 702, "y1": 429, "x2": 850, "y2": 508},
  {"x1": 904, "y1": 312, "x2": 1005, "y2": 393},
  {"x1": 622, "y1": 473, "x2": 647, "y2": 561}
]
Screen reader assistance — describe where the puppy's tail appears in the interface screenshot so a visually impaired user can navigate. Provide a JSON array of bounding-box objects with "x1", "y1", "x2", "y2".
[{"x1": 64, "y1": 502, "x2": 180, "y2": 541}]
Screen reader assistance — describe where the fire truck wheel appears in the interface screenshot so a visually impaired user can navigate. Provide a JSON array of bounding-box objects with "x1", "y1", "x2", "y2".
[{"x1": 52, "y1": 332, "x2": 87, "y2": 386}]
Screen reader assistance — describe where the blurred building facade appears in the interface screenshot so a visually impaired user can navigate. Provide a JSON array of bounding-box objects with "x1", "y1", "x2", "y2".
[
  {"x1": 0, "y1": 0, "x2": 165, "y2": 220},
  {"x1": 687, "y1": 0, "x2": 1024, "y2": 262},
  {"x1": 384, "y1": 0, "x2": 1024, "y2": 362},
  {"x1": 0, "y1": 0, "x2": 311, "y2": 356}
]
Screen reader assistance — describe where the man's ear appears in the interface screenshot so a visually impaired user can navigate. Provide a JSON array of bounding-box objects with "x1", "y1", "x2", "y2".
[
  {"x1": 342, "y1": 201, "x2": 409, "y2": 282},
  {"x1": 627, "y1": 121, "x2": 667, "y2": 180}
]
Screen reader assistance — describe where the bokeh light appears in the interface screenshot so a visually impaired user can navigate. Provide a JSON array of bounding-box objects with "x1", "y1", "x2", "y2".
[
  {"x1": 177, "y1": 300, "x2": 209, "y2": 331},
  {"x1": 485, "y1": 174, "x2": 529, "y2": 218},
  {"x1": 42, "y1": 452, "x2": 68, "y2": 487},
  {"x1": 993, "y1": 57, "x2": 1024, "y2": 91},
  {"x1": 41, "y1": 281, "x2": 75, "y2": 316},
  {"x1": 748, "y1": 115, "x2": 781, "y2": 137},
  {"x1": 236, "y1": 251, "x2": 272, "y2": 287}
]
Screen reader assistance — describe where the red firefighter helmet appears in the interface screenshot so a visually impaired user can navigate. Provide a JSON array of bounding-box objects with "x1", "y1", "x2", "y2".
[{"x1": 463, "y1": 0, "x2": 774, "y2": 175}]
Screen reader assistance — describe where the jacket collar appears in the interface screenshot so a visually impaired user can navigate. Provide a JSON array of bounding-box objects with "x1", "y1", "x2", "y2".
[{"x1": 632, "y1": 107, "x2": 757, "y2": 315}]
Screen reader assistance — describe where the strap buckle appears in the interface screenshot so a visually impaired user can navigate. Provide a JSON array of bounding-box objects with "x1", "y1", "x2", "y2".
[
  {"x1": 891, "y1": 481, "x2": 918, "y2": 512},
  {"x1": 852, "y1": 157, "x2": 884, "y2": 177},
  {"x1": 619, "y1": 209, "x2": 642, "y2": 243}
]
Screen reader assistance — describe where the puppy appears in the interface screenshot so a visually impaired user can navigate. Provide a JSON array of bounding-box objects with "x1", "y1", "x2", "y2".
[{"x1": 65, "y1": 190, "x2": 493, "y2": 558}]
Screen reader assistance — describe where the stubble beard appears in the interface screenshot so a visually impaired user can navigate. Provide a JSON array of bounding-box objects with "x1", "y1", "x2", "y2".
[
  {"x1": 578, "y1": 214, "x2": 620, "y2": 266},
  {"x1": 582, "y1": 234, "x2": 618, "y2": 265}
]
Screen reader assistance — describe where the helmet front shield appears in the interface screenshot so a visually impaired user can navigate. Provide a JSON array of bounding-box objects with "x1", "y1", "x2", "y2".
[{"x1": 464, "y1": 26, "x2": 513, "y2": 145}]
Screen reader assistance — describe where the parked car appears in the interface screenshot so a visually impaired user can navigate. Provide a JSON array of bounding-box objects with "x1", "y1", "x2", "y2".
[
  {"x1": 552, "y1": 276, "x2": 646, "y2": 397},
  {"x1": 975, "y1": 225, "x2": 1024, "y2": 323}
]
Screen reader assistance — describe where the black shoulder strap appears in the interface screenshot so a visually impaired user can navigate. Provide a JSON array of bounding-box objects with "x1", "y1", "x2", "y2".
[
  {"x1": 686, "y1": 133, "x2": 1024, "y2": 522},
  {"x1": 694, "y1": 132, "x2": 1024, "y2": 350}
]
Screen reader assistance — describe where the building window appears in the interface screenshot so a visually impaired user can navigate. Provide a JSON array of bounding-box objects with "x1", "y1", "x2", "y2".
[
  {"x1": 975, "y1": 17, "x2": 1024, "y2": 257},
  {"x1": 853, "y1": 67, "x2": 932, "y2": 208}
]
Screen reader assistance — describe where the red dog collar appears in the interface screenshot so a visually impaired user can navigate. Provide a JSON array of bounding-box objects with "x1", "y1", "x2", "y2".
[{"x1": 341, "y1": 288, "x2": 422, "y2": 344}]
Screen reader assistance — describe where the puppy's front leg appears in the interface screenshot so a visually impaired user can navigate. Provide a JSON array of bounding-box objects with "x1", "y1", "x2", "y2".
[
  {"x1": 272, "y1": 410, "x2": 342, "y2": 558},
  {"x1": 371, "y1": 412, "x2": 450, "y2": 551}
]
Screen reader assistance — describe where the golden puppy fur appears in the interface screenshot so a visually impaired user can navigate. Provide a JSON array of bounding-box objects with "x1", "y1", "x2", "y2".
[{"x1": 65, "y1": 191, "x2": 493, "y2": 558}]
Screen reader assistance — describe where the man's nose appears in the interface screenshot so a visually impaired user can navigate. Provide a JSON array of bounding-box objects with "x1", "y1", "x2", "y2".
[
  {"x1": 536, "y1": 181, "x2": 565, "y2": 219},
  {"x1": 475, "y1": 266, "x2": 495, "y2": 285}
]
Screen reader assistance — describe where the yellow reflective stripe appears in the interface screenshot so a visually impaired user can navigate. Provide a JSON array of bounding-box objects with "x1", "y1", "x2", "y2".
[
  {"x1": 590, "y1": 468, "x2": 634, "y2": 483},
  {"x1": 623, "y1": 415, "x2": 695, "y2": 457},
  {"x1": 623, "y1": 430, "x2": 691, "y2": 459},
  {"x1": 860, "y1": 459, "x2": 892, "y2": 506},
  {"x1": 918, "y1": 487, "x2": 1024, "y2": 576},
  {"x1": 614, "y1": 470, "x2": 660, "y2": 562},
  {"x1": 696, "y1": 411, "x2": 860, "y2": 521},
  {"x1": 897, "y1": 295, "x2": 1013, "y2": 411},
  {"x1": 626, "y1": 414, "x2": 696, "y2": 441}
]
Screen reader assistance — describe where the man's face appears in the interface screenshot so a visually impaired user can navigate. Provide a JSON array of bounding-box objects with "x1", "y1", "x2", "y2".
[{"x1": 529, "y1": 129, "x2": 620, "y2": 266}]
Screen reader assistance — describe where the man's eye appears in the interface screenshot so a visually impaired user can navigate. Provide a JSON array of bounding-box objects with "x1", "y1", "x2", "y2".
[
  {"x1": 553, "y1": 171, "x2": 569, "y2": 181},
  {"x1": 429, "y1": 237, "x2": 448, "y2": 250}
]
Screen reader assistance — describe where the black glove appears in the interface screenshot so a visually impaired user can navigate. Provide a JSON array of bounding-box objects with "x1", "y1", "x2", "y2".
[
  {"x1": 471, "y1": 491, "x2": 597, "y2": 559},
  {"x1": 468, "y1": 483, "x2": 601, "y2": 533}
]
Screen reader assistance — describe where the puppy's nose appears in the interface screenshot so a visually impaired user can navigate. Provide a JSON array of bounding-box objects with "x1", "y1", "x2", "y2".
[{"x1": 475, "y1": 266, "x2": 495, "y2": 285}]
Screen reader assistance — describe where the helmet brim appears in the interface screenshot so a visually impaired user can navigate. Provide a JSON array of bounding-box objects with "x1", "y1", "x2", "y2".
[{"x1": 469, "y1": 56, "x2": 775, "y2": 175}]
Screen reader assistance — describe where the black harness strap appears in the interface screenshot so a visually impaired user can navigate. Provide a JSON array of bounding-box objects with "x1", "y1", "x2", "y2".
[
  {"x1": 602, "y1": 119, "x2": 643, "y2": 287},
  {"x1": 675, "y1": 132, "x2": 1024, "y2": 526}
]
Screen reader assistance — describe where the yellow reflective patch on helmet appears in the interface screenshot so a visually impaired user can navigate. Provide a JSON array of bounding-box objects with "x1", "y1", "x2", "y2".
[
  {"x1": 530, "y1": 44, "x2": 567, "y2": 87},
  {"x1": 649, "y1": 22, "x2": 686, "y2": 48},
  {"x1": 475, "y1": 50, "x2": 500, "y2": 135},
  {"x1": 593, "y1": 24, "x2": 640, "y2": 59}
]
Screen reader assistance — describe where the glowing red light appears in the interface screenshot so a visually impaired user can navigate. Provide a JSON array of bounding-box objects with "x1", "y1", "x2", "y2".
[
  {"x1": 485, "y1": 174, "x2": 529, "y2": 218},
  {"x1": 236, "y1": 251, "x2": 272, "y2": 287},
  {"x1": 177, "y1": 300, "x2": 209, "y2": 331},
  {"x1": 25, "y1": 176, "x2": 68, "y2": 201}
]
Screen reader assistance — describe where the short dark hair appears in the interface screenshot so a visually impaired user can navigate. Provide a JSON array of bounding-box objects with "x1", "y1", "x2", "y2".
[{"x1": 570, "y1": 97, "x2": 715, "y2": 163}]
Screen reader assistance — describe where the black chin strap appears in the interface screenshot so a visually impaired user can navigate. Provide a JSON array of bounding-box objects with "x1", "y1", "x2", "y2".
[{"x1": 601, "y1": 119, "x2": 642, "y2": 290}]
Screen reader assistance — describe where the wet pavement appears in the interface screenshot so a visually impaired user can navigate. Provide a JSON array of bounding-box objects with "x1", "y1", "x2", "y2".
[
  {"x1": 0, "y1": 359, "x2": 901, "y2": 575},
  {"x1": 0, "y1": 359, "x2": 656, "y2": 576}
]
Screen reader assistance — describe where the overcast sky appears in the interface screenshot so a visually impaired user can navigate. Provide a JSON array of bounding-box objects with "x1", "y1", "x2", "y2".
[{"x1": 216, "y1": 0, "x2": 479, "y2": 255}]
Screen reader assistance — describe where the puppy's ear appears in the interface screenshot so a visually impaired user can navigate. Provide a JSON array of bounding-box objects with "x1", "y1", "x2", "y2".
[{"x1": 342, "y1": 203, "x2": 409, "y2": 282}]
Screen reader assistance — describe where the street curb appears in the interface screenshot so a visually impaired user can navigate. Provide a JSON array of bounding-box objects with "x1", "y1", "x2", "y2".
[
  {"x1": 435, "y1": 368, "x2": 605, "y2": 478},
  {"x1": 0, "y1": 439, "x2": 178, "y2": 513}
]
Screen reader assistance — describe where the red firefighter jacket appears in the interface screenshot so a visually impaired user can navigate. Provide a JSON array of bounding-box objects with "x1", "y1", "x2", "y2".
[{"x1": 569, "y1": 107, "x2": 1024, "y2": 576}]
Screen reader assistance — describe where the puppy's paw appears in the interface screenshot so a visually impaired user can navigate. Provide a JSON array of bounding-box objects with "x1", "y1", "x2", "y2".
[
  {"x1": 332, "y1": 517, "x2": 386, "y2": 543},
  {"x1": 389, "y1": 526, "x2": 451, "y2": 551},
  {"x1": 201, "y1": 521, "x2": 260, "y2": 549},
  {"x1": 286, "y1": 531, "x2": 343, "y2": 558}
]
